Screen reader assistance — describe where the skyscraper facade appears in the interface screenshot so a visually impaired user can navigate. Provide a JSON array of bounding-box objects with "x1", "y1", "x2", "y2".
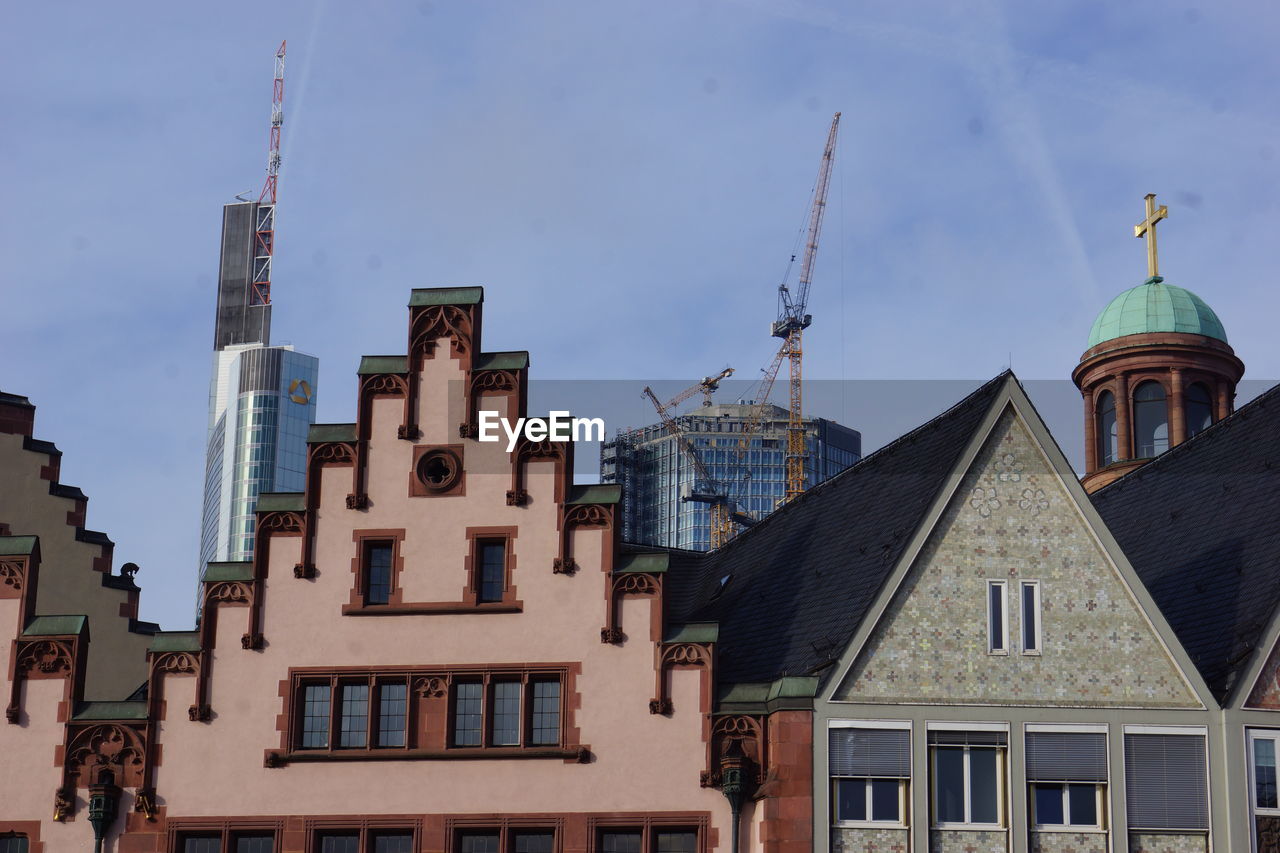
[
  {"x1": 198, "y1": 201, "x2": 317, "y2": 576},
  {"x1": 600, "y1": 401, "x2": 860, "y2": 550}
]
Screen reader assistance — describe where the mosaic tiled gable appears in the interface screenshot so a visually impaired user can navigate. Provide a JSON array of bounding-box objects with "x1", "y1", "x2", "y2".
[
  {"x1": 1247, "y1": 639, "x2": 1280, "y2": 709},
  {"x1": 836, "y1": 408, "x2": 1200, "y2": 708}
]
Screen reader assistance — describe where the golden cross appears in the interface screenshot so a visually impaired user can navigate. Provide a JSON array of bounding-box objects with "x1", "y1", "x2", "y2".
[{"x1": 1134, "y1": 193, "x2": 1169, "y2": 279}]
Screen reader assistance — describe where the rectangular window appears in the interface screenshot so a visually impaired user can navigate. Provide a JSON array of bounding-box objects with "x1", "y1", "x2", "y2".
[
  {"x1": 377, "y1": 682, "x2": 408, "y2": 748},
  {"x1": 458, "y1": 832, "x2": 500, "y2": 853},
  {"x1": 477, "y1": 541, "x2": 506, "y2": 603},
  {"x1": 530, "y1": 679, "x2": 561, "y2": 746},
  {"x1": 599, "y1": 831, "x2": 642, "y2": 853},
  {"x1": 339, "y1": 683, "x2": 370, "y2": 748},
  {"x1": 512, "y1": 833, "x2": 554, "y2": 853},
  {"x1": 182, "y1": 837, "x2": 221, "y2": 853},
  {"x1": 301, "y1": 683, "x2": 331, "y2": 749},
  {"x1": 987, "y1": 581, "x2": 1007, "y2": 653},
  {"x1": 234, "y1": 834, "x2": 275, "y2": 853},
  {"x1": 0, "y1": 838, "x2": 28, "y2": 853},
  {"x1": 318, "y1": 835, "x2": 360, "y2": 853},
  {"x1": 491, "y1": 681, "x2": 522, "y2": 746},
  {"x1": 829, "y1": 726, "x2": 910, "y2": 827},
  {"x1": 453, "y1": 681, "x2": 484, "y2": 747},
  {"x1": 364, "y1": 541, "x2": 394, "y2": 605},
  {"x1": 1031, "y1": 783, "x2": 1101, "y2": 828},
  {"x1": 1123, "y1": 731, "x2": 1208, "y2": 830},
  {"x1": 1251, "y1": 730, "x2": 1280, "y2": 813},
  {"x1": 930, "y1": 730, "x2": 1006, "y2": 828},
  {"x1": 1020, "y1": 581, "x2": 1041, "y2": 653},
  {"x1": 1025, "y1": 729, "x2": 1107, "y2": 828},
  {"x1": 371, "y1": 834, "x2": 413, "y2": 853},
  {"x1": 652, "y1": 832, "x2": 697, "y2": 853}
]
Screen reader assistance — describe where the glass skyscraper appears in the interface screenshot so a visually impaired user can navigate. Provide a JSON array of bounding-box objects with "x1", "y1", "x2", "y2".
[
  {"x1": 198, "y1": 201, "x2": 318, "y2": 586},
  {"x1": 600, "y1": 402, "x2": 860, "y2": 551}
]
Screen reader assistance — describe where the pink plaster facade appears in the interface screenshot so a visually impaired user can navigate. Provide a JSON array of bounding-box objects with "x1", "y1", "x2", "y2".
[{"x1": 0, "y1": 289, "x2": 809, "y2": 853}]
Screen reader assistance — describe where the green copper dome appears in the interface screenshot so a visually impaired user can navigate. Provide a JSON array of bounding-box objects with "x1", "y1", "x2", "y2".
[{"x1": 1087, "y1": 276, "x2": 1227, "y2": 349}]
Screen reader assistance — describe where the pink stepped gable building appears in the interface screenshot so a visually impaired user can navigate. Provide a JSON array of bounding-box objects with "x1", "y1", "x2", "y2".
[{"x1": 0, "y1": 287, "x2": 811, "y2": 853}]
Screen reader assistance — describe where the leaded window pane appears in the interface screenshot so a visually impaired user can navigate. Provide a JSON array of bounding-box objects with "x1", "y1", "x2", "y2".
[
  {"x1": 377, "y1": 682, "x2": 408, "y2": 748},
  {"x1": 491, "y1": 681, "x2": 521, "y2": 746},
  {"x1": 453, "y1": 682, "x2": 483, "y2": 746},
  {"x1": 301, "y1": 684, "x2": 330, "y2": 749},
  {"x1": 372, "y1": 833, "x2": 413, "y2": 853},
  {"x1": 512, "y1": 832, "x2": 554, "y2": 853},
  {"x1": 530, "y1": 679, "x2": 561, "y2": 745},
  {"x1": 479, "y1": 542, "x2": 505, "y2": 602},
  {"x1": 183, "y1": 836, "x2": 220, "y2": 853},
  {"x1": 366, "y1": 542, "x2": 393, "y2": 605},
  {"x1": 653, "y1": 831, "x2": 696, "y2": 853},
  {"x1": 319, "y1": 834, "x2": 359, "y2": 853},
  {"x1": 600, "y1": 831, "x2": 642, "y2": 853},
  {"x1": 234, "y1": 834, "x2": 274, "y2": 853},
  {"x1": 458, "y1": 832, "x2": 499, "y2": 853},
  {"x1": 339, "y1": 683, "x2": 369, "y2": 748}
]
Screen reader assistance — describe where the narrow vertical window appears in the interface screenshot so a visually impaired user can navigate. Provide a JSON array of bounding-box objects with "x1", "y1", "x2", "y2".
[
  {"x1": 377, "y1": 681, "x2": 408, "y2": 748},
  {"x1": 1133, "y1": 381, "x2": 1169, "y2": 458},
  {"x1": 530, "y1": 679, "x2": 561, "y2": 745},
  {"x1": 338, "y1": 682, "x2": 369, "y2": 748},
  {"x1": 364, "y1": 541, "x2": 393, "y2": 605},
  {"x1": 453, "y1": 681, "x2": 483, "y2": 746},
  {"x1": 1096, "y1": 391, "x2": 1117, "y2": 465},
  {"x1": 301, "y1": 683, "x2": 331, "y2": 748},
  {"x1": 1254, "y1": 734, "x2": 1279, "y2": 810},
  {"x1": 1020, "y1": 581, "x2": 1041, "y2": 653},
  {"x1": 477, "y1": 540, "x2": 506, "y2": 603},
  {"x1": 987, "y1": 581, "x2": 1007, "y2": 653},
  {"x1": 490, "y1": 681, "x2": 521, "y2": 746},
  {"x1": 1185, "y1": 383, "x2": 1214, "y2": 438}
]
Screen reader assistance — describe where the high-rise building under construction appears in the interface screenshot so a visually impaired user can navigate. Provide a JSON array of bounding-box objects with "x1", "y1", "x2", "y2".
[{"x1": 600, "y1": 402, "x2": 860, "y2": 551}]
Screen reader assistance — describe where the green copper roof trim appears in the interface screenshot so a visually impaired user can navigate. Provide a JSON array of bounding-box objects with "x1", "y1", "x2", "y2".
[
  {"x1": 23, "y1": 615, "x2": 87, "y2": 637},
  {"x1": 566, "y1": 484, "x2": 622, "y2": 505},
  {"x1": 714, "y1": 677, "x2": 819, "y2": 713},
  {"x1": 409, "y1": 287, "x2": 484, "y2": 307},
  {"x1": 475, "y1": 351, "x2": 530, "y2": 371},
  {"x1": 357, "y1": 355, "x2": 409, "y2": 375},
  {"x1": 73, "y1": 701, "x2": 149, "y2": 721},
  {"x1": 204, "y1": 562, "x2": 254, "y2": 582},
  {"x1": 1087, "y1": 277, "x2": 1227, "y2": 349},
  {"x1": 664, "y1": 622, "x2": 719, "y2": 644},
  {"x1": 0, "y1": 536, "x2": 38, "y2": 556},
  {"x1": 149, "y1": 632, "x2": 202, "y2": 653},
  {"x1": 256, "y1": 493, "x2": 305, "y2": 513},
  {"x1": 308, "y1": 423, "x2": 357, "y2": 443},
  {"x1": 615, "y1": 552, "x2": 669, "y2": 574}
]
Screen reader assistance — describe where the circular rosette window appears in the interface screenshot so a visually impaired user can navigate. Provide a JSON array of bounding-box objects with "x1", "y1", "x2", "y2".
[{"x1": 415, "y1": 447, "x2": 462, "y2": 493}]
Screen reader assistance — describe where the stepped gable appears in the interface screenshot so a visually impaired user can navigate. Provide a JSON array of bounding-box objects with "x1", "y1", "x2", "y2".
[
  {"x1": 663, "y1": 373, "x2": 1009, "y2": 687},
  {"x1": 1091, "y1": 379, "x2": 1280, "y2": 702}
]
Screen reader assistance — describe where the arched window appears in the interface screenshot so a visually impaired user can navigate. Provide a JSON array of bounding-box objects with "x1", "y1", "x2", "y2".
[
  {"x1": 1185, "y1": 383, "x2": 1214, "y2": 438},
  {"x1": 1096, "y1": 391, "x2": 1118, "y2": 466},
  {"x1": 1133, "y1": 381, "x2": 1169, "y2": 458}
]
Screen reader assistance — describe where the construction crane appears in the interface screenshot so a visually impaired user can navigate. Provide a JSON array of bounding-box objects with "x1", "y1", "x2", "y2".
[
  {"x1": 251, "y1": 41, "x2": 287, "y2": 307},
  {"x1": 771, "y1": 112, "x2": 840, "y2": 502},
  {"x1": 640, "y1": 368, "x2": 744, "y2": 549}
]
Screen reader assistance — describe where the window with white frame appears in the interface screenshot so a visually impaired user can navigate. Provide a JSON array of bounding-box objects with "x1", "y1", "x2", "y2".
[
  {"x1": 1123, "y1": 728, "x2": 1208, "y2": 832},
  {"x1": 987, "y1": 581, "x2": 1008, "y2": 654},
  {"x1": 930, "y1": 729, "x2": 1006, "y2": 828},
  {"x1": 1020, "y1": 581, "x2": 1041, "y2": 654},
  {"x1": 1025, "y1": 729, "x2": 1107, "y2": 829},
  {"x1": 829, "y1": 725, "x2": 910, "y2": 826},
  {"x1": 1250, "y1": 729, "x2": 1280, "y2": 814}
]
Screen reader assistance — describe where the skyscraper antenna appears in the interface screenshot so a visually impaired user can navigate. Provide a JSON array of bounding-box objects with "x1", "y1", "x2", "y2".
[{"x1": 250, "y1": 41, "x2": 286, "y2": 307}]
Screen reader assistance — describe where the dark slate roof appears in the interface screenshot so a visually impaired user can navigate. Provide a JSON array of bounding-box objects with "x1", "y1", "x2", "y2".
[
  {"x1": 1091, "y1": 381, "x2": 1280, "y2": 703},
  {"x1": 662, "y1": 372, "x2": 1009, "y2": 687}
]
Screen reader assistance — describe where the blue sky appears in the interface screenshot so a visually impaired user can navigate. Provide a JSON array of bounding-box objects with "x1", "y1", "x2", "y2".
[{"x1": 2, "y1": 1, "x2": 1277, "y2": 627}]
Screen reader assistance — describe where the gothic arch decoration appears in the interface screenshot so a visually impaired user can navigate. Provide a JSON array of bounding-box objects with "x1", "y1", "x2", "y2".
[
  {"x1": 508, "y1": 435, "x2": 567, "y2": 506},
  {"x1": 354, "y1": 371, "x2": 415, "y2": 502},
  {"x1": 703, "y1": 714, "x2": 767, "y2": 790},
  {"x1": 461, "y1": 368, "x2": 521, "y2": 439},
  {"x1": 555, "y1": 502, "x2": 615, "y2": 574},
  {"x1": 8, "y1": 637, "x2": 78, "y2": 724},
  {"x1": 413, "y1": 674, "x2": 450, "y2": 698},
  {"x1": 146, "y1": 648, "x2": 210, "y2": 724},
  {"x1": 151, "y1": 651, "x2": 199, "y2": 676},
  {"x1": 411, "y1": 304, "x2": 475, "y2": 366},
  {"x1": 303, "y1": 440, "x2": 357, "y2": 575},
  {"x1": 650, "y1": 642, "x2": 713, "y2": 716},
  {"x1": 601, "y1": 572, "x2": 661, "y2": 644},
  {"x1": 0, "y1": 559, "x2": 24, "y2": 594},
  {"x1": 63, "y1": 722, "x2": 149, "y2": 791}
]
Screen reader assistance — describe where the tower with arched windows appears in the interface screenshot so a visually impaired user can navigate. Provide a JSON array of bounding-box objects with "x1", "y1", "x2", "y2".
[{"x1": 1073, "y1": 196, "x2": 1244, "y2": 492}]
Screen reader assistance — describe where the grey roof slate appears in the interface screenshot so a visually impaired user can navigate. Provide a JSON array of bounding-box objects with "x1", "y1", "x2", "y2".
[
  {"x1": 660, "y1": 373, "x2": 1009, "y2": 687},
  {"x1": 1091, "y1": 380, "x2": 1280, "y2": 703}
]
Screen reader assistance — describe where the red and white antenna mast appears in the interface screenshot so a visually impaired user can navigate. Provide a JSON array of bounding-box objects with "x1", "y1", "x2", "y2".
[{"x1": 251, "y1": 40, "x2": 286, "y2": 306}]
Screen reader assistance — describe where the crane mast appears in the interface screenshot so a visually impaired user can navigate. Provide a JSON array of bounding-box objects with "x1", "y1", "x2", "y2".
[
  {"x1": 251, "y1": 41, "x2": 287, "y2": 307},
  {"x1": 771, "y1": 112, "x2": 840, "y2": 503}
]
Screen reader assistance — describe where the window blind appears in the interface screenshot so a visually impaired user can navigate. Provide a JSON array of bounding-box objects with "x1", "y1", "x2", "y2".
[
  {"x1": 1025, "y1": 731, "x2": 1108, "y2": 782},
  {"x1": 829, "y1": 728, "x2": 911, "y2": 778},
  {"x1": 1123, "y1": 733, "x2": 1208, "y2": 830},
  {"x1": 927, "y1": 729, "x2": 1007, "y2": 747}
]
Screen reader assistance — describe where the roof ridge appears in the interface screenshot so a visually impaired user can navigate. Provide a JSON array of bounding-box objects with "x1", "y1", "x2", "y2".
[
  {"x1": 705, "y1": 371, "x2": 1012, "y2": 560},
  {"x1": 1093, "y1": 379, "x2": 1280, "y2": 498}
]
